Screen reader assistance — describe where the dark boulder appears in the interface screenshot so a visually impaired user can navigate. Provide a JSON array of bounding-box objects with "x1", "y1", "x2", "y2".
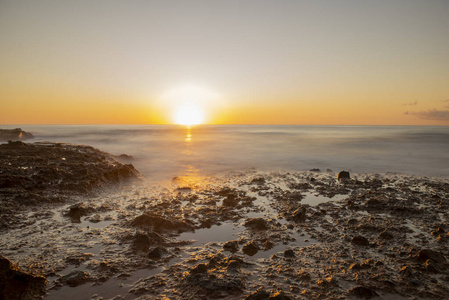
[
  {"x1": 414, "y1": 249, "x2": 446, "y2": 264},
  {"x1": 243, "y1": 242, "x2": 259, "y2": 256},
  {"x1": 337, "y1": 171, "x2": 350, "y2": 180},
  {"x1": 0, "y1": 255, "x2": 46, "y2": 300},
  {"x1": 148, "y1": 246, "x2": 169, "y2": 260},
  {"x1": 131, "y1": 213, "x2": 194, "y2": 233},
  {"x1": 244, "y1": 218, "x2": 269, "y2": 231},
  {"x1": 60, "y1": 270, "x2": 91, "y2": 287},
  {"x1": 351, "y1": 235, "x2": 370, "y2": 247},
  {"x1": 292, "y1": 206, "x2": 307, "y2": 222},
  {"x1": 223, "y1": 240, "x2": 240, "y2": 253},
  {"x1": 0, "y1": 128, "x2": 34, "y2": 141},
  {"x1": 65, "y1": 202, "x2": 96, "y2": 223}
]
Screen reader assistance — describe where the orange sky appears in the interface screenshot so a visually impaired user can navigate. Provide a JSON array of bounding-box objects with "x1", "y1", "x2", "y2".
[{"x1": 1, "y1": 0, "x2": 448, "y2": 125}]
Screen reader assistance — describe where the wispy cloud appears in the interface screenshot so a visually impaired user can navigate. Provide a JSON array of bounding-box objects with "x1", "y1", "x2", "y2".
[
  {"x1": 401, "y1": 101, "x2": 418, "y2": 106},
  {"x1": 406, "y1": 109, "x2": 449, "y2": 121}
]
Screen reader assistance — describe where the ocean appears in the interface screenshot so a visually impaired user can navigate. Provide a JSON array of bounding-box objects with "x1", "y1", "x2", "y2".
[{"x1": 2, "y1": 125, "x2": 448, "y2": 180}]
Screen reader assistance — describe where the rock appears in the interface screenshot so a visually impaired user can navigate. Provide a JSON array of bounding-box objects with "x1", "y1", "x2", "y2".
[
  {"x1": 132, "y1": 232, "x2": 153, "y2": 251},
  {"x1": 351, "y1": 235, "x2": 370, "y2": 246},
  {"x1": 348, "y1": 286, "x2": 379, "y2": 299},
  {"x1": 378, "y1": 230, "x2": 394, "y2": 240},
  {"x1": 223, "y1": 241, "x2": 239, "y2": 253},
  {"x1": 0, "y1": 128, "x2": 34, "y2": 141},
  {"x1": 250, "y1": 177, "x2": 266, "y2": 185},
  {"x1": 148, "y1": 246, "x2": 168, "y2": 260},
  {"x1": 0, "y1": 255, "x2": 46, "y2": 300},
  {"x1": 191, "y1": 263, "x2": 208, "y2": 274},
  {"x1": 65, "y1": 202, "x2": 96, "y2": 223},
  {"x1": 414, "y1": 249, "x2": 446, "y2": 264},
  {"x1": 131, "y1": 213, "x2": 194, "y2": 233},
  {"x1": 284, "y1": 249, "x2": 295, "y2": 258},
  {"x1": 337, "y1": 171, "x2": 350, "y2": 180},
  {"x1": 243, "y1": 242, "x2": 259, "y2": 256},
  {"x1": 310, "y1": 168, "x2": 321, "y2": 172},
  {"x1": 223, "y1": 195, "x2": 239, "y2": 207},
  {"x1": 244, "y1": 218, "x2": 269, "y2": 231},
  {"x1": 292, "y1": 206, "x2": 307, "y2": 222},
  {"x1": 61, "y1": 270, "x2": 90, "y2": 287}
]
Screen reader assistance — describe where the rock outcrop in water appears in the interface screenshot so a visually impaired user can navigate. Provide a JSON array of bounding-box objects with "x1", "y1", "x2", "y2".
[
  {"x1": 0, "y1": 141, "x2": 141, "y2": 229},
  {"x1": 0, "y1": 128, "x2": 34, "y2": 141},
  {"x1": 0, "y1": 255, "x2": 46, "y2": 300}
]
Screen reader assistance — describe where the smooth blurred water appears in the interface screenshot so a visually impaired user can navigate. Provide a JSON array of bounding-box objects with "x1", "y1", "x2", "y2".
[{"x1": 2, "y1": 125, "x2": 448, "y2": 179}]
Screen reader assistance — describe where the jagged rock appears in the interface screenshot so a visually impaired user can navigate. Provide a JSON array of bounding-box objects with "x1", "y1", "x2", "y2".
[
  {"x1": 284, "y1": 249, "x2": 295, "y2": 258},
  {"x1": 0, "y1": 128, "x2": 34, "y2": 141},
  {"x1": 292, "y1": 206, "x2": 307, "y2": 222},
  {"x1": 191, "y1": 263, "x2": 208, "y2": 274},
  {"x1": 244, "y1": 218, "x2": 269, "y2": 231},
  {"x1": 65, "y1": 202, "x2": 96, "y2": 223},
  {"x1": 223, "y1": 195, "x2": 239, "y2": 207},
  {"x1": 243, "y1": 242, "x2": 259, "y2": 256},
  {"x1": 223, "y1": 241, "x2": 239, "y2": 253},
  {"x1": 414, "y1": 249, "x2": 446, "y2": 264},
  {"x1": 148, "y1": 246, "x2": 169, "y2": 260},
  {"x1": 250, "y1": 177, "x2": 266, "y2": 185},
  {"x1": 0, "y1": 255, "x2": 46, "y2": 300},
  {"x1": 131, "y1": 213, "x2": 194, "y2": 233},
  {"x1": 351, "y1": 235, "x2": 370, "y2": 246},
  {"x1": 337, "y1": 171, "x2": 350, "y2": 180},
  {"x1": 61, "y1": 270, "x2": 90, "y2": 287}
]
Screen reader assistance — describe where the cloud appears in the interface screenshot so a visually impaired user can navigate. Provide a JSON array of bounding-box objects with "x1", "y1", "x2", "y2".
[
  {"x1": 401, "y1": 101, "x2": 418, "y2": 106},
  {"x1": 407, "y1": 109, "x2": 449, "y2": 121}
]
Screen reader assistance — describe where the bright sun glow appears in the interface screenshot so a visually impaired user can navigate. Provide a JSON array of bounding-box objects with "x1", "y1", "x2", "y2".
[
  {"x1": 174, "y1": 105, "x2": 205, "y2": 125},
  {"x1": 164, "y1": 85, "x2": 219, "y2": 125}
]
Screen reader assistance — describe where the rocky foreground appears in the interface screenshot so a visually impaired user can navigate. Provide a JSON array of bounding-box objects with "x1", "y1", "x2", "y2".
[{"x1": 0, "y1": 143, "x2": 449, "y2": 299}]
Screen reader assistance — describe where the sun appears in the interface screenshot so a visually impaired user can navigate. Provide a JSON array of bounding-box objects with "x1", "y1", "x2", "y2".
[
  {"x1": 174, "y1": 105, "x2": 204, "y2": 125},
  {"x1": 164, "y1": 85, "x2": 219, "y2": 125}
]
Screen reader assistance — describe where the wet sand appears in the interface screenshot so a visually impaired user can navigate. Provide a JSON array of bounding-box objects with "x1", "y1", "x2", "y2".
[{"x1": 1, "y1": 142, "x2": 449, "y2": 299}]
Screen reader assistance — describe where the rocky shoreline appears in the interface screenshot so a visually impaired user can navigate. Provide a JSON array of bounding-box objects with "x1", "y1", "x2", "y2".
[{"x1": 1, "y1": 142, "x2": 448, "y2": 299}]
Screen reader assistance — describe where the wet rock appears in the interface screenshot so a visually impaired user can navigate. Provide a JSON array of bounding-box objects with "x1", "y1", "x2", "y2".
[
  {"x1": 65, "y1": 202, "x2": 96, "y2": 223},
  {"x1": 292, "y1": 206, "x2": 307, "y2": 222},
  {"x1": 414, "y1": 249, "x2": 446, "y2": 264},
  {"x1": 244, "y1": 218, "x2": 269, "y2": 231},
  {"x1": 61, "y1": 270, "x2": 91, "y2": 287},
  {"x1": 351, "y1": 235, "x2": 370, "y2": 246},
  {"x1": 223, "y1": 240, "x2": 239, "y2": 253},
  {"x1": 284, "y1": 249, "x2": 295, "y2": 258},
  {"x1": 365, "y1": 198, "x2": 383, "y2": 210},
  {"x1": 243, "y1": 242, "x2": 259, "y2": 256},
  {"x1": 132, "y1": 232, "x2": 153, "y2": 251},
  {"x1": 223, "y1": 196, "x2": 239, "y2": 207},
  {"x1": 348, "y1": 286, "x2": 379, "y2": 299},
  {"x1": 131, "y1": 213, "x2": 194, "y2": 233},
  {"x1": 250, "y1": 177, "x2": 266, "y2": 185},
  {"x1": 378, "y1": 230, "x2": 394, "y2": 240},
  {"x1": 191, "y1": 263, "x2": 208, "y2": 274},
  {"x1": 181, "y1": 262, "x2": 244, "y2": 298},
  {"x1": 0, "y1": 255, "x2": 46, "y2": 300},
  {"x1": 148, "y1": 246, "x2": 169, "y2": 260},
  {"x1": 0, "y1": 128, "x2": 34, "y2": 141},
  {"x1": 337, "y1": 171, "x2": 350, "y2": 180}
]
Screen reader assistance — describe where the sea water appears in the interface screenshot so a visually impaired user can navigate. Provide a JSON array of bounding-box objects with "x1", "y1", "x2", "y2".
[{"x1": 1, "y1": 125, "x2": 448, "y2": 179}]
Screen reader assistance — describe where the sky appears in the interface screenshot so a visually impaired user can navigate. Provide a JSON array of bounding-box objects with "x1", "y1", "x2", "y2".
[{"x1": 1, "y1": 0, "x2": 448, "y2": 125}]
